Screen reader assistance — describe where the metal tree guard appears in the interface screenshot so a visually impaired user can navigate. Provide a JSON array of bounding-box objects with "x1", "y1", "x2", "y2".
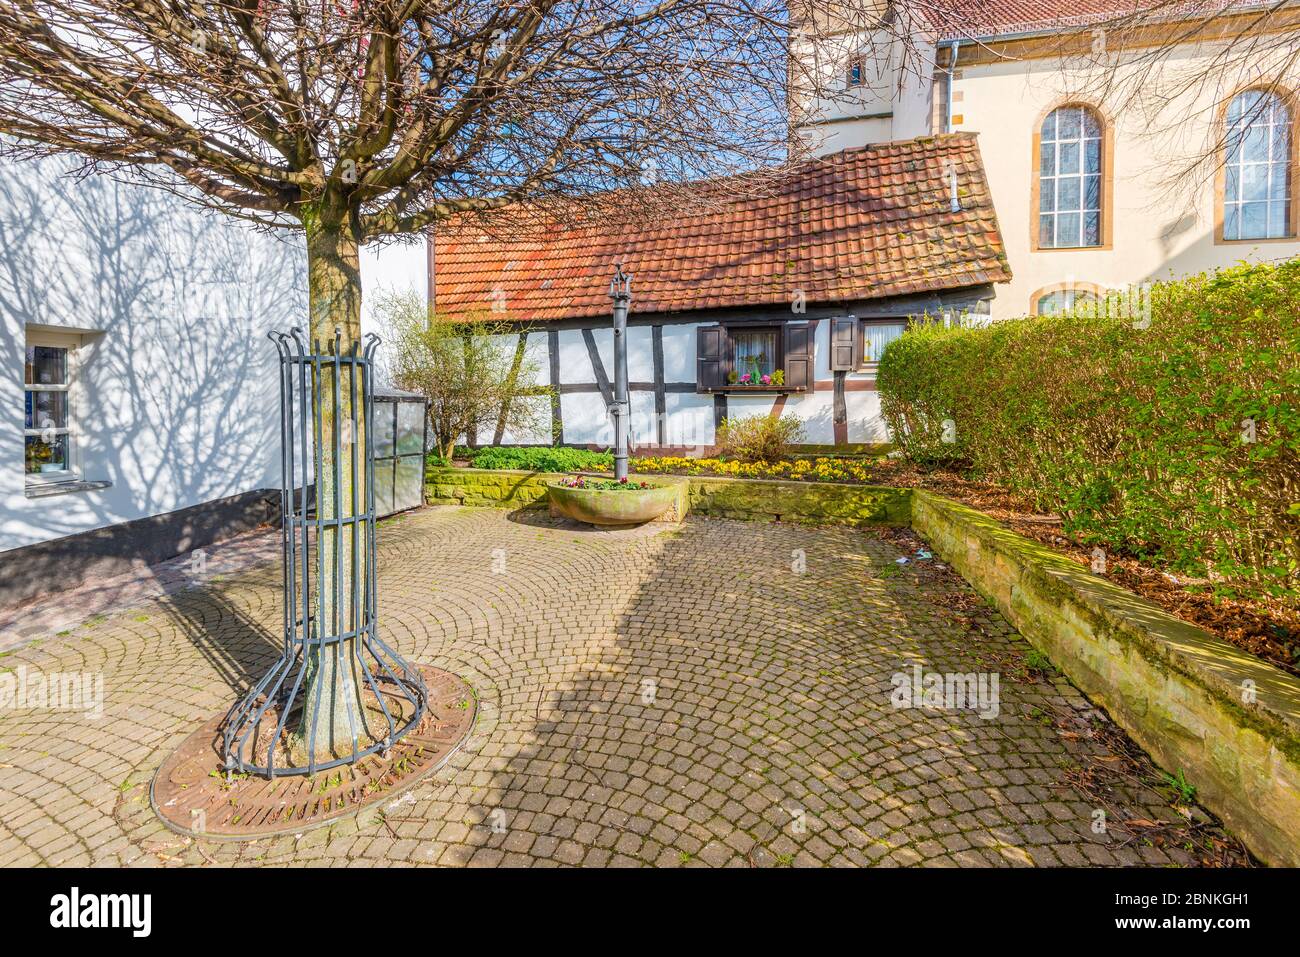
[
  {"x1": 610, "y1": 265, "x2": 632, "y2": 481},
  {"x1": 222, "y1": 329, "x2": 428, "y2": 778}
]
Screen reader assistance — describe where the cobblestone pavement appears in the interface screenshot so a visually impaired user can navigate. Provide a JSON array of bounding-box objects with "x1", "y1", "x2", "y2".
[
  {"x1": 0, "y1": 506, "x2": 1245, "y2": 867},
  {"x1": 0, "y1": 525, "x2": 280, "y2": 653}
]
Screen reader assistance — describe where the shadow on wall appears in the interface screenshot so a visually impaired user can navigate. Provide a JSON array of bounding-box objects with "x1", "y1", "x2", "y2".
[
  {"x1": 0, "y1": 157, "x2": 308, "y2": 557},
  {"x1": 1145, "y1": 219, "x2": 1297, "y2": 287}
]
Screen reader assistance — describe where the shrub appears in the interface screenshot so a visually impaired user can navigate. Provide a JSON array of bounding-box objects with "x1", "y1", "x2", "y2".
[
  {"x1": 467, "y1": 446, "x2": 614, "y2": 472},
  {"x1": 878, "y1": 261, "x2": 1300, "y2": 599},
  {"x1": 716, "y1": 414, "x2": 805, "y2": 463},
  {"x1": 375, "y1": 289, "x2": 554, "y2": 460}
]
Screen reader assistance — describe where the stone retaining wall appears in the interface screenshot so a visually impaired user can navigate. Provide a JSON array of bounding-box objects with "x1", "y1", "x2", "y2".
[
  {"x1": 425, "y1": 467, "x2": 912, "y2": 527},
  {"x1": 426, "y1": 467, "x2": 552, "y2": 509},
  {"x1": 911, "y1": 489, "x2": 1300, "y2": 867},
  {"x1": 688, "y1": 477, "x2": 910, "y2": 526}
]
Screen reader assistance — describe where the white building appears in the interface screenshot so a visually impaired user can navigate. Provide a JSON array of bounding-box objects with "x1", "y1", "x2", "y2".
[{"x1": 0, "y1": 155, "x2": 308, "y2": 604}]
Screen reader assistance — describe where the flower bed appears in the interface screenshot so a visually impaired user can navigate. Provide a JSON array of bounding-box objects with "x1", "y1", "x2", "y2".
[
  {"x1": 461, "y1": 446, "x2": 613, "y2": 472},
  {"x1": 632, "y1": 455, "x2": 882, "y2": 483},
  {"x1": 556, "y1": 475, "x2": 652, "y2": 491}
]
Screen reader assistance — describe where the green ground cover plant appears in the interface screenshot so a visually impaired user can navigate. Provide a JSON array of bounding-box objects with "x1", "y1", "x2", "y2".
[{"x1": 463, "y1": 446, "x2": 614, "y2": 473}]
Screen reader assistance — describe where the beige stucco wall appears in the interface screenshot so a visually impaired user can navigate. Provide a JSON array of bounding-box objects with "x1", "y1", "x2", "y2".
[
  {"x1": 795, "y1": 32, "x2": 1300, "y2": 321},
  {"x1": 949, "y1": 43, "x2": 1300, "y2": 320}
]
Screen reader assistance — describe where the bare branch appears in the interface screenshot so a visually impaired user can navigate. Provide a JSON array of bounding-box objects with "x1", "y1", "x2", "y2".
[{"x1": 0, "y1": 0, "x2": 901, "y2": 237}]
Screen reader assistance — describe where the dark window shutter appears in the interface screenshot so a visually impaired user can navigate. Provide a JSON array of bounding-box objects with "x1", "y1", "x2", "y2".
[
  {"x1": 829, "y1": 316, "x2": 859, "y2": 372},
  {"x1": 783, "y1": 322, "x2": 813, "y2": 392},
  {"x1": 696, "y1": 324, "x2": 725, "y2": 391}
]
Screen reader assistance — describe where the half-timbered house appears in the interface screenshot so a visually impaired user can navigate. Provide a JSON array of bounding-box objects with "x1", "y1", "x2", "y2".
[{"x1": 432, "y1": 132, "x2": 1010, "y2": 451}]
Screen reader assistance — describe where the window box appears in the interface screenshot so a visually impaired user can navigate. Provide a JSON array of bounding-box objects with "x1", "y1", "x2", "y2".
[
  {"x1": 695, "y1": 322, "x2": 813, "y2": 393},
  {"x1": 700, "y1": 385, "x2": 807, "y2": 395}
]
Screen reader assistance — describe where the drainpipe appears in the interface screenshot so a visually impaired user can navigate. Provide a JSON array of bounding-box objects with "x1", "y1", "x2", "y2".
[
  {"x1": 609, "y1": 265, "x2": 632, "y2": 482},
  {"x1": 425, "y1": 226, "x2": 436, "y2": 320},
  {"x1": 943, "y1": 39, "x2": 960, "y2": 134}
]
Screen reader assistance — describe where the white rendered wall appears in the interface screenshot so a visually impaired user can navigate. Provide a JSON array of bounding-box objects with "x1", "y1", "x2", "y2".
[
  {"x1": 360, "y1": 235, "x2": 427, "y2": 340},
  {"x1": 0, "y1": 156, "x2": 309, "y2": 552},
  {"x1": 487, "y1": 318, "x2": 891, "y2": 451},
  {"x1": 470, "y1": 330, "x2": 553, "y2": 445},
  {"x1": 792, "y1": 26, "x2": 938, "y2": 158}
]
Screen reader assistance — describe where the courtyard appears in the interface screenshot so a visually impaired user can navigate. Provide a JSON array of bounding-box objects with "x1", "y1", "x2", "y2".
[{"x1": 0, "y1": 506, "x2": 1244, "y2": 867}]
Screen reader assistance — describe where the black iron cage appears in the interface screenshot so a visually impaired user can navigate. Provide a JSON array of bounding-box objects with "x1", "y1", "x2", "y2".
[{"x1": 221, "y1": 330, "x2": 428, "y2": 778}]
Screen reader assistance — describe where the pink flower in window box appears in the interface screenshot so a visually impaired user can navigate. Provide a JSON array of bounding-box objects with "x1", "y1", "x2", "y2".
[
  {"x1": 760, "y1": 374, "x2": 772, "y2": 385},
  {"x1": 740, "y1": 373, "x2": 752, "y2": 384}
]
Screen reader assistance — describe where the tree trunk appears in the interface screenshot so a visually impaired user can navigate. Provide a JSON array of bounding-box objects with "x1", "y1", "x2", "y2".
[{"x1": 296, "y1": 214, "x2": 370, "y2": 765}]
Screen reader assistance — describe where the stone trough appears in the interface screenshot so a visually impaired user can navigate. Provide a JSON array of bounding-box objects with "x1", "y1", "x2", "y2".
[{"x1": 545, "y1": 476, "x2": 689, "y2": 527}]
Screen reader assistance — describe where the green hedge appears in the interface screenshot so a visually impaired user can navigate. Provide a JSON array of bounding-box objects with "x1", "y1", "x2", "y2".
[
  {"x1": 463, "y1": 446, "x2": 614, "y2": 472},
  {"x1": 878, "y1": 261, "x2": 1300, "y2": 598}
]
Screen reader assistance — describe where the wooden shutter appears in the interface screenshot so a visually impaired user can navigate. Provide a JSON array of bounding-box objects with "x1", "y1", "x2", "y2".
[
  {"x1": 783, "y1": 322, "x2": 813, "y2": 391},
  {"x1": 696, "y1": 324, "x2": 725, "y2": 392},
  {"x1": 828, "y1": 316, "x2": 859, "y2": 372}
]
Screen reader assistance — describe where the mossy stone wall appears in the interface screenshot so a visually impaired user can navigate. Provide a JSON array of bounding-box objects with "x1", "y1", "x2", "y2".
[
  {"x1": 425, "y1": 467, "x2": 911, "y2": 527},
  {"x1": 912, "y1": 489, "x2": 1300, "y2": 867}
]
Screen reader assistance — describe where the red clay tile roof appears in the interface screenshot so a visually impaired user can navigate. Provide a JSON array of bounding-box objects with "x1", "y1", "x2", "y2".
[
  {"x1": 928, "y1": 0, "x2": 1252, "y2": 40},
  {"x1": 432, "y1": 133, "x2": 1009, "y2": 322}
]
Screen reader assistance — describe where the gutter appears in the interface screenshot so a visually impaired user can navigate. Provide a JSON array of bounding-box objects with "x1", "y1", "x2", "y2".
[
  {"x1": 792, "y1": 110, "x2": 893, "y2": 129},
  {"x1": 934, "y1": 1, "x2": 1287, "y2": 48}
]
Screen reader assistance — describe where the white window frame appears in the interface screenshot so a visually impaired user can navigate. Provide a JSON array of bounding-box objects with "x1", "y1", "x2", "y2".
[
  {"x1": 1039, "y1": 106, "x2": 1104, "y2": 249},
  {"x1": 24, "y1": 329, "x2": 83, "y2": 487},
  {"x1": 1223, "y1": 90, "x2": 1292, "y2": 240}
]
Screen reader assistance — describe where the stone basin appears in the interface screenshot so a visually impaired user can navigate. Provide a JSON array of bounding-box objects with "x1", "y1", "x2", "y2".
[{"x1": 545, "y1": 476, "x2": 688, "y2": 527}]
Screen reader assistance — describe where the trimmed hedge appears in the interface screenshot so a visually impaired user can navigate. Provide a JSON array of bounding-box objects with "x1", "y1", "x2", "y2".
[
  {"x1": 878, "y1": 261, "x2": 1299, "y2": 598},
  {"x1": 464, "y1": 445, "x2": 614, "y2": 472}
]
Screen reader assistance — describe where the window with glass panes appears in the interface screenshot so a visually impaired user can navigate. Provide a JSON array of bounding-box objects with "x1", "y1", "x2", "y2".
[
  {"x1": 24, "y1": 335, "x2": 77, "y2": 482},
  {"x1": 730, "y1": 328, "x2": 778, "y2": 381},
  {"x1": 1039, "y1": 106, "x2": 1103, "y2": 248},
  {"x1": 1035, "y1": 287, "x2": 1099, "y2": 316},
  {"x1": 860, "y1": 320, "x2": 907, "y2": 368},
  {"x1": 1224, "y1": 90, "x2": 1292, "y2": 240}
]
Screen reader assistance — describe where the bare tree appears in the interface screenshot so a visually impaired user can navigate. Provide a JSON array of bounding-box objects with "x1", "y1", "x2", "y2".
[{"x1": 0, "y1": 0, "x2": 896, "y2": 760}]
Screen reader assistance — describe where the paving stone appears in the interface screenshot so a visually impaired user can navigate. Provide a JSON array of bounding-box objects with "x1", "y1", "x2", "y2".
[{"x1": 0, "y1": 506, "x2": 1238, "y2": 868}]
